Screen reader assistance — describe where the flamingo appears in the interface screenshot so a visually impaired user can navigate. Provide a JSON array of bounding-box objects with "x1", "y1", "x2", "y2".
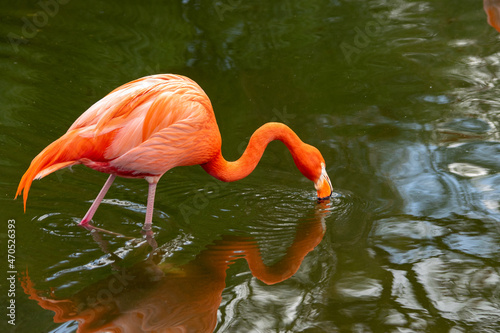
[
  {"x1": 16, "y1": 74, "x2": 333, "y2": 228},
  {"x1": 484, "y1": 0, "x2": 500, "y2": 32}
]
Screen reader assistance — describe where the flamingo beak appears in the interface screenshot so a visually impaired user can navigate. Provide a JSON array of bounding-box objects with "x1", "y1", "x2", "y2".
[{"x1": 315, "y1": 164, "x2": 333, "y2": 200}]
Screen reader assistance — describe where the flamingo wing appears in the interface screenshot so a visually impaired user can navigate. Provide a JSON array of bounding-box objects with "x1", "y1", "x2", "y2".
[{"x1": 107, "y1": 116, "x2": 220, "y2": 176}]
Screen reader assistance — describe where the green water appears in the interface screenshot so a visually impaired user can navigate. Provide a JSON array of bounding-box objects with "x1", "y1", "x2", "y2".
[{"x1": 1, "y1": 0, "x2": 500, "y2": 332}]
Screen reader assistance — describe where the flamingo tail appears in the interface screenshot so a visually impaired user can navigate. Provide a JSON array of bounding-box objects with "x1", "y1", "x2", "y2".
[{"x1": 15, "y1": 131, "x2": 97, "y2": 212}]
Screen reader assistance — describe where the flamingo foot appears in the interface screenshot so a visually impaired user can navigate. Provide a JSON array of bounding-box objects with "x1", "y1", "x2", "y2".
[{"x1": 79, "y1": 174, "x2": 116, "y2": 226}]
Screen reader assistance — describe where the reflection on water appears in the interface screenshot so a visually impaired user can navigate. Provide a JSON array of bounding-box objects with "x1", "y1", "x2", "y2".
[
  {"x1": 21, "y1": 202, "x2": 334, "y2": 332},
  {"x1": 371, "y1": 215, "x2": 500, "y2": 325}
]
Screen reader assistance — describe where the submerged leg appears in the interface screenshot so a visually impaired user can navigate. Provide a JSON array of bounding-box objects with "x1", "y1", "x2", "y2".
[
  {"x1": 144, "y1": 180, "x2": 158, "y2": 229},
  {"x1": 80, "y1": 174, "x2": 116, "y2": 225}
]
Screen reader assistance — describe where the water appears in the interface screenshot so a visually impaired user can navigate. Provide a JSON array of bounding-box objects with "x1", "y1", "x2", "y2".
[{"x1": 1, "y1": 0, "x2": 500, "y2": 332}]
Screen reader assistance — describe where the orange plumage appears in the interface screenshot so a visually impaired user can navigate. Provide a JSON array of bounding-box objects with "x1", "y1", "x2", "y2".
[
  {"x1": 484, "y1": 0, "x2": 500, "y2": 33},
  {"x1": 16, "y1": 74, "x2": 332, "y2": 227}
]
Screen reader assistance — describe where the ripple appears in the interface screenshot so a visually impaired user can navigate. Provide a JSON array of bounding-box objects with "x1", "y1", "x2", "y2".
[
  {"x1": 436, "y1": 118, "x2": 497, "y2": 143},
  {"x1": 414, "y1": 255, "x2": 500, "y2": 324},
  {"x1": 438, "y1": 118, "x2": 494, "y2": 135},
  {"x1": 473, "y1": 174, "x2": 500, "y2": 213},
  {"x1": 448, "y1": 39, "x2": 477, "y2": 48},
  {"x1": 448, "y1": 162, "x2": 490, "y2": 178},
  {"x1": 389, "y1": 269, "x2": 426, "y2": 312},
  {"x1": 370, "y1": 216, "x2": 448, "y2": 264},
  {"x1": 438, "y1": 142, "x2": 500, "y2": 173},
  {"x1": 443, "y1": 232, "x2": 500, "y2": 259},
  {"x1": 334, "y1": 274, "x2": 383, "y2": 301},
  {"x1": 418, "y1": 94, "x2": 451, "y2": 104}
]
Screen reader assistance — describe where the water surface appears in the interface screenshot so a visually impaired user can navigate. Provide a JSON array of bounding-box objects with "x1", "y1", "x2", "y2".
[{"x1": 1, "y1": 1, "x2": 500, "y2": 332}]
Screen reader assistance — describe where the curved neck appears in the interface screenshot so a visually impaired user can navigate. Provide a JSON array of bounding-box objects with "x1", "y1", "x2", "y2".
[{"x1": 202, "y1": 122, "x2": 305, "y2": 182}]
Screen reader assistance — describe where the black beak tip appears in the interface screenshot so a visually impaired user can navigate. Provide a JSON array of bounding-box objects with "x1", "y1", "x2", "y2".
[{"x1": 317, "y1": 194, "x2": 332, "y2": 202}]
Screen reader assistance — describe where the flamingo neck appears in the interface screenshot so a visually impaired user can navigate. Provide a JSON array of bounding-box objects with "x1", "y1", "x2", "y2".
[{"x1": 202, "y1": 122, "x2": 305, "y2": 182}]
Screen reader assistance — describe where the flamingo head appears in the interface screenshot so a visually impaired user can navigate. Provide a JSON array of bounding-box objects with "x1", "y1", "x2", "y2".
[
  {"x1": 292, "y1": 144, "x2": 333, "y2": 200},
  {"x1": 314, "y1": 162, "x2": 333, "y2": 200}
]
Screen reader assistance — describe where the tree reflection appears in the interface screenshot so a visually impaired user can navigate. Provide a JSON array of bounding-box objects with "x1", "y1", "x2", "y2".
[{"x1": 21, "y1": 202, "x2": 331, "y2": 333}]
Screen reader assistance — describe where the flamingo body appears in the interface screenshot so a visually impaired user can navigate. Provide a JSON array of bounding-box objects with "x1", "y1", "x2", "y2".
[{"x1": 16, "y1": 74, "x2": 332, "y2": 227}]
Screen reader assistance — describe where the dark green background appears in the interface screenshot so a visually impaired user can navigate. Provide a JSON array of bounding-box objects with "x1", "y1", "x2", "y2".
[{"x1": 1, "y1": 0, "x2": 500, "y2": 332}]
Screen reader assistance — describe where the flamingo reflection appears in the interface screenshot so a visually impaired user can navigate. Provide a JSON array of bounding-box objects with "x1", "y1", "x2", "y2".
[
  {"x1": 21, "y1": 203, "x2": 331, "y2": 333},
  {"x1": 484, "y1": 0, "x2": 500, "y2": 32}
]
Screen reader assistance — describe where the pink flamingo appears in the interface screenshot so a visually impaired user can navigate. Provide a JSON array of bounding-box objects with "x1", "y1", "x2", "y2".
[{"x1": 16, "y1": 74, "x2": 332, "y2": 227}]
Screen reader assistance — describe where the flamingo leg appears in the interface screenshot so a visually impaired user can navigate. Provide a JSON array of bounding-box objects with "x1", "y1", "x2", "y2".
[
  {"x1": 144, "y1": 180, "x2": 157, "y2": 229},
  {"x1": 80, "y1": 174, "x2": 116, "y2": 225}
]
